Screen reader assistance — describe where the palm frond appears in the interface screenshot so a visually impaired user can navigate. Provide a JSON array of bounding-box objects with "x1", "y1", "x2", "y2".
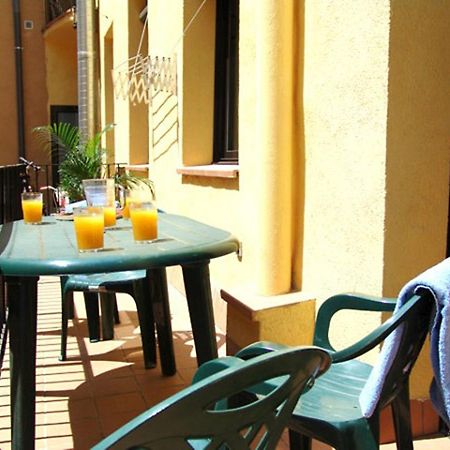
[
  {"x1": 116, "y1": 173, "x2": 156, "y2": 199},
  {"x1": 32, "y1": 123, "x2": 80, "y2": 158},
  {"x1": 33, "y1": 122, "x2": 155, "y2": 203}
]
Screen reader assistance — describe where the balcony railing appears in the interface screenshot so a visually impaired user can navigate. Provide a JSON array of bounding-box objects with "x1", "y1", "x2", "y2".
[{"x1": 45, "y1": 0, "x2": 76, "y2": 24}]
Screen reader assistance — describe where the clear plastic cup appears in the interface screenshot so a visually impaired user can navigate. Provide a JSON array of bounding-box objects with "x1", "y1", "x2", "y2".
[{"x1": 82, "y1": 178, "x2": 116, "y2": 227}]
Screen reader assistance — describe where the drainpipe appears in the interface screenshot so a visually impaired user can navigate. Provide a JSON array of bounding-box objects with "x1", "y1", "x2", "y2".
[
  {"x1": 76, "y1": 0, "x2": 98, "y2": 143},
  {"x1": 12, "y1": 0, "x2": 25, "y2": 160}
]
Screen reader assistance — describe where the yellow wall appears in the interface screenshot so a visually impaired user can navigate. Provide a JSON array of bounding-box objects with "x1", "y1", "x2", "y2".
[
  {"x1": 0, "y1": 0, "x2": 49, "y2": 166},
  {"x1": 144, "y1": 0, "x2": 242, "y2": 291},
  {"x1": 128, "y1": 0, "x2": 149, "y2": 165},
  {"x1": 98, "y1": 0, "x2": 450, "y2": 401},
  {"x1": 0, "y1": 1, "x2": 19, "y2": 165},
  {"x1": 44, "y1": 15, "x2": 78, "y2": 107},
  {"x1": 145, "y1": 0, "x2": 301, "y2": 295},
  {"x1": 300, "y1": 0, "x2": 450, "y2": 398},
  {"x1": 99, "y1": 0, "x2": 149, "y2": 165},
  {"x1": 99, "y1": 0, "x2": 129, "y2": 164},
  {"x1": 301, "y1": 1, "x2": 392, "y2": 354},
  {"x1": 384, "y1": 2, "x2": 450, "y2": 398}
]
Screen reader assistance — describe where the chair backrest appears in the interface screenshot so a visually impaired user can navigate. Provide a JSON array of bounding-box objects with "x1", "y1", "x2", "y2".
[
  {"x1": 376, "y1": 292, "x2": 433, "y2": 409},
  {"x1": 93, "y1": 346, "x2": 331, "y2": 450}
]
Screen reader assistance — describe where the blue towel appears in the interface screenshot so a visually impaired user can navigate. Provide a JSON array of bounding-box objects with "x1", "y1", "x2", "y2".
[{"x1": 359, "y1": 258, "x2": 450, "y2": 424}]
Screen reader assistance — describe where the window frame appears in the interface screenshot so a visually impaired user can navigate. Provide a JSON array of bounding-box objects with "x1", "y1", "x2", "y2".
[{"x1": 213, "y1": 0, "x2": 239, "y2": 164}]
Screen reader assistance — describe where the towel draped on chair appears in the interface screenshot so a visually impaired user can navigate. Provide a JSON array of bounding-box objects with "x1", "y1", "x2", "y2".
[{"x1": 359, "y1": 257, "x2": 450, "y2": 425}]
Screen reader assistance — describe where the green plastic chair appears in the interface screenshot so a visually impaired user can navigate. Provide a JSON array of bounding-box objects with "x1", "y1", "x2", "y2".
[
  {"x1": 92, "y1": 346, "x2": 331, "y2": 450},
  {"x1": 236, "y1": 291, "x2": 434, "y2": 450},
  {"x1": 59, "y1": 270, "x2": 176, "y2": 375}
]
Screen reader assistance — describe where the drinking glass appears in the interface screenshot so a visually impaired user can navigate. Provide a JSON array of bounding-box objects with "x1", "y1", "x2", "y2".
[
  {"x1": 129, "y1": 201, "x2": 158, "y2": 243},
  {"x1": 21, "y1": 192, "x2": 43, "y2": 224},
  {"x1": 121, "y1": 189, "x2": 141, "y2": 220},
  {"x1": 83, "y1": 178, "x2": 116, "y2": 227},
  {"x1": 73, "y1": 207, "x2": 104, "y2": 252}
]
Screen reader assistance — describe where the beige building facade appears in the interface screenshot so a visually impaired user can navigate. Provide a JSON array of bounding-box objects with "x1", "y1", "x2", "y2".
[{"x1": 96, "y1": 0, "x2": 450, "y2": 430}]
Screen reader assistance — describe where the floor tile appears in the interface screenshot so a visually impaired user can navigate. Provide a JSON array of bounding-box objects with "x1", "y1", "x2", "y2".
[
  {"x1": 0, "y1": 276, "x2": 448, "y2": 449},
  {"x1": 95, "y1": 391, "x2": 146, "y2": 416}
]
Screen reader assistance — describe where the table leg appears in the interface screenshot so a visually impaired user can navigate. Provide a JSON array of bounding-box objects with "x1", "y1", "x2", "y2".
[
  {"x1": 147, "y1": 269, "x2": 176, "y2": 376},
  {"x1": 7, "y1": 276, "x2": 39, "y2": 450},
  {"x1": 182, "y1": 261, "x2": 218, "y2": 366},
  {"x1": 131, "y1": 279, "x2": 157, "y2": 369}
]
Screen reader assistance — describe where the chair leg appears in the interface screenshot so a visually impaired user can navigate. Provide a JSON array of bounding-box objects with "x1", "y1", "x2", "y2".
[
  {"x1": 346, "y1": 417, "x2": 380, "y2": 450},
  {"x1": 132, "y1": 279, "x2": 157, "y2": 369},
  {"x1": 99, "y1": 292, "x2": 116, "y2": 341},
  {"x1": 114, "y1": 299, "x2": 120, "y2": 324},
  {"x1": 391, "y1": 384, "x2": 414, "y2": 450},
  {"x1": 84, "y1": 292, "x2": 101, "y2": 342},
  {"x1": 67, "y1": 291, "x2": 75, "y2": 319},
  {"x1": 147, "y1": 268, "x2": 176, "y2": 376},
  {"x1": 288, "y1": 429, "x2": 311, "y2": 450},
  {"x1": 59, "y1": 289, "x2": 71, "y2": 361}
]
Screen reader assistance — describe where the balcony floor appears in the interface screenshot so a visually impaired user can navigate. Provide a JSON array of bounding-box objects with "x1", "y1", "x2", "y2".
[{"x1": 0, "y1": 276, "x2": 447, "y2": 449}]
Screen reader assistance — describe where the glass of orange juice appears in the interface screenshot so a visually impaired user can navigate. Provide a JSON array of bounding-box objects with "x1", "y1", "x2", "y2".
[
  {"x1": 129, "y1": 201, "x2": 158, "y2": 243},
  {"x1": 73, "y1": 207, "x2": 104, "y2": 252},
  {"x1": 102, "y1": 204, "x2": 117, "y2": 227},
  {"x1": 121, "y1": 190, "x2": 139, "y2": 220},
  {"x1": 21, "y1": 192, "x2": 43, "y2": 224}
]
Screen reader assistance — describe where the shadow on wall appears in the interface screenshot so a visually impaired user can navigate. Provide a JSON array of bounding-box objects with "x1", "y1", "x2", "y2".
[{"x1": 152, "y1": 89, "x2": 179, "y2": 162}]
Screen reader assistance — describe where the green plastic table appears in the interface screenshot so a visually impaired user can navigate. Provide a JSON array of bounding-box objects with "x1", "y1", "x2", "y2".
[{"x1": 0, "y1": 214, "x2": 239, "y2": 450}]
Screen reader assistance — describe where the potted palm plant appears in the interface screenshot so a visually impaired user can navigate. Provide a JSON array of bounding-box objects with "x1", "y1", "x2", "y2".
[{"x1": 33, "y1": 122, "x2": 154, "y2": 202}]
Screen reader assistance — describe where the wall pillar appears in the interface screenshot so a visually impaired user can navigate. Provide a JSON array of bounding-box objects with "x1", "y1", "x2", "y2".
[{"x1": 254, "y1": 0, "x2": 295, "y2": 296}]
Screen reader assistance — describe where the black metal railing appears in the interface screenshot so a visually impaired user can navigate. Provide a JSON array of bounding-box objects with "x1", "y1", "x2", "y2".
[
  {"x1": 12, "y1": 160, "x2": 125, "y2": 217},
  {"x1": 45, "y1": 0, "x2": 76, "y2": 24}
]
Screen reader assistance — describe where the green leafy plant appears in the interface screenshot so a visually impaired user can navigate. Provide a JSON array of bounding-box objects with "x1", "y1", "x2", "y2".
[{"x1": 33, "y1": 123, "x2": 154, "y2": 202}]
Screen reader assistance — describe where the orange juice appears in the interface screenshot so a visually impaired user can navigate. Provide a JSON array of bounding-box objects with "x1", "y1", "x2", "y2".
[
  {"x1": 73, "y1": 213, "x2": 104, "y2": 251},
  {"x1": 122, "y1": 197, "x2": 139, "y2": 220},
  {"x1": 130, "y1": 208, "x2": 157, "y2": 241},
  {"x1": 103, "y1": 206, "x2": 116, "y2": 227},
  {"x1": 22, "y1": 199, "x2": 43, "y2": 224}
]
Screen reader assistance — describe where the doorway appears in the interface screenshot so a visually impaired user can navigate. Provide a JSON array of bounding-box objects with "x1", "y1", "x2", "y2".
[{"x1": 50, "y1": 105, "x2": 78, "y2": 186}]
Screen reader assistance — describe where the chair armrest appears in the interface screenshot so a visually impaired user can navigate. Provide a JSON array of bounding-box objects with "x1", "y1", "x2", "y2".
[
  {"x1": 235, "y1": 341, "x2": 290, "y2": 361},
  {"x1": 314, "y1": 293, "x2": 397, "y2": 351},
  {"x1": 331, "y1": 294, "x2": 423, "y2": 363}
]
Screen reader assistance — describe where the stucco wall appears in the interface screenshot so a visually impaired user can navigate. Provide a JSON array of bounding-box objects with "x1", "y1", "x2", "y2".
[
  {"x1": 44, "y1": 16, "x2": 78, "y2": 107},
  {"x1": 300, "y1": 0, "x2": 450, "y2": 398},
  {"x1": 384, "y1": 2, "x2": 450, "y2": 398},
  {"x1": 302, "y1": 0, "x2": 390, "y2": 302},
  {"x1": 98, "y1": 0, "x2": 450, "y2": 402},
  {"x1": 99, "y1": 0, "x2": 130, "y2": 164},
  {"x1": 0, "y1": 0, "x2": 49, "y2": 166},
  {"x1": 0, "y1": 1, "x2": 19, "y2": 165},
  {"x1": 147, "y1": 0, "x2": 242, "y2": 291}
]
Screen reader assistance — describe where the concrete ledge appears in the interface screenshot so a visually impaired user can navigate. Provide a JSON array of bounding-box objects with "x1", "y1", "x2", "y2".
[
  {"x1": 176, "y1": 164, "x2": 239, "y2": 179},
  {"x1": 221, "y1": 287, "x2": 316, "y2": 354}
]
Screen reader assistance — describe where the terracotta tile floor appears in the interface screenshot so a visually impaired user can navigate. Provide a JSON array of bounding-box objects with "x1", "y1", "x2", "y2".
[
  {"x1": 0, "y1": 276, "x2": 226, "y2": 449},
  {"x1": 0, "y1": 276, "x2": 448, "y2": 449}
]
